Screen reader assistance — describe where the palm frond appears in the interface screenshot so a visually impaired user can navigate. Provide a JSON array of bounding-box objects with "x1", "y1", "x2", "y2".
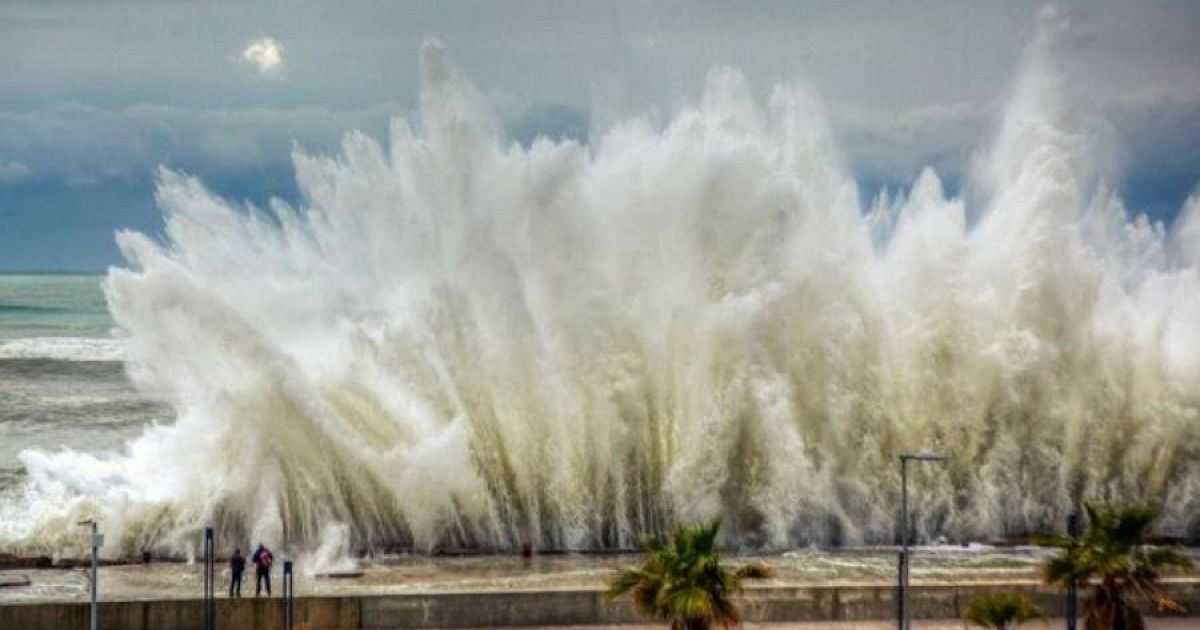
[
  {"x1": 1108, "y1": 505, "x2": 1158, "y2": 548},
  {"x1": 964, "y1": 592, "x2": 1043, "y2": 629},
  {"x1": 694, "y1": 518, "x2": 721, "y2": 553},
  {"x1": 1083, "y1": 503, "x2": 1102, "y2": 530},
  {"x1": 1042, "y1": 502, "x2": 1187, "y2": 630},
  {"x1": 1148, "y1": 589, "x2": 1187, "y2": 614},
  {"x1": 1042, "y1": 554, "x2": 1088, "y2": 586},
  {"x1": 609, "y1": 520, "x2": 745, "y2": 630},
  {"x1": 1143, "y1": 546, "x2": 1193, "y2": 571},
  {"x1": 1033, "y1": 531, "x2": 1077, "y2": 549},
  {"x1": 608, "y1": 569, "x2": 646, "y2": 597},
  {"x1": 668, "y1": 585, "x2": 717, "y2": 619},
  {"x1": 636, "y1": 582, "x2": 665, "y2": 619}
]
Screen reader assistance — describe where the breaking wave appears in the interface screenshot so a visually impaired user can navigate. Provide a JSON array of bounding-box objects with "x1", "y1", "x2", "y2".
[
  {"x1": 0, "y1": 337, "x2": 123, "y2": 362},
  {"x1": 3, "y1": 18, "x2": 1199, "y2": 557}
]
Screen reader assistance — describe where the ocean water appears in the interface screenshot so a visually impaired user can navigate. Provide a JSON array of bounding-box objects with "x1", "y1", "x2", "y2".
[
  {"x1": 2, "y1": 16, "x2": 1200, "y2": 560},
  {"x1": 0, "y1": 275, "x2": 166, "y2": 501}
]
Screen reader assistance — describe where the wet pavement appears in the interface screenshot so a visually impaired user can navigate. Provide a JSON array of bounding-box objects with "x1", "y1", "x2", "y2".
[{"x1": 0, "y1": 546, "x2": 1172, "y2": 603}]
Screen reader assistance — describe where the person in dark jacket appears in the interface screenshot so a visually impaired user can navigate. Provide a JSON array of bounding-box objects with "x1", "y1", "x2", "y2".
[
  {"x1": 251, "y1": 543, "x2": 274, "y2": 597},
  {"x1": 228, "y1": 548, "x2": 246, "y2": 597}
]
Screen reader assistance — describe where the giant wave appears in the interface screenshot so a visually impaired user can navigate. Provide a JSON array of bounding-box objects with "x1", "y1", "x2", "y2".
[{"x1": 2, "y1": 16, "x2": 1199, "y2": 557}]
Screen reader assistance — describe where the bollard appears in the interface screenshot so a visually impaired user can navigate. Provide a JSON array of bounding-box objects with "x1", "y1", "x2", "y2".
[{"x1": 282, "y1": 559, "x2": 294, "y2": 630}]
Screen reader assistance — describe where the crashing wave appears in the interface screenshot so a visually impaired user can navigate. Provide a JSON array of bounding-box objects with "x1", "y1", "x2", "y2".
[
  {"x1": 0, "y1": 337, "x2": 123, "y2": 362},
  {"x1": 3, "y1": 17, "x2": 1199, "y2": 557}
]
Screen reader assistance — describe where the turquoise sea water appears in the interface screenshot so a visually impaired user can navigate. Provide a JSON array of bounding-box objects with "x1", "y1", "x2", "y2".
[
  {"x1": 0, "y1": 274, "x2": 164, "y2": 493},
  {"x1": 0, "y1": 274, "x2": 112, "y2": 339}
]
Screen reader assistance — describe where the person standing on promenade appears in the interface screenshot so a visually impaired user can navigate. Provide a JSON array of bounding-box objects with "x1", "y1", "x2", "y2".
[
  {"x1": 251, "y1": 543, "x2": 274, "y2": 597},
  {"x1": 228, "y1": 548, "x2": 246, "y2": 597}
]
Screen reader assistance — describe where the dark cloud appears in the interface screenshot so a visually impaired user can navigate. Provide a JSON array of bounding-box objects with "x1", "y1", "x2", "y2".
[
  {"x1": 507, "y1": 104, "x2": 590, "y2": 147},
  {"x1": 0, "y1": 179, "x2": 157, "y2": 271},
  {"x1": 0, "y1": 103, "x2": 395, "y2": 186},
  {"x1": 1105, "y1": 95, "x2": 1200, "y2": 221},
  {"x1": 0, "y1": 100, "x2": 598, "y2": 270},
  {"x1": 0, "y1": 103, "x2": 388, "y2": 269},
  {"x1": 0, "y1": 0, "x2": 1197, "y2": 270},
  {"x1": 834, "y1": 100, "x2": 993, "y2": 200}
]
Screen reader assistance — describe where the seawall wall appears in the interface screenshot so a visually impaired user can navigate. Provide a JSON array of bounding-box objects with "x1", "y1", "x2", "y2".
[{"x1": 3, "y1": 581, "x2": 1198, "y2": 629}]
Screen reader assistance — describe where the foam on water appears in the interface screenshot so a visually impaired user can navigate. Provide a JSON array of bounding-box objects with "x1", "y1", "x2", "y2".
[
  {"x1": 0, "y1": 338, "x2": 123, "y2": 362},
  {"x1": 3, "y1": 16, "x2": 1199, "y2": 557}
]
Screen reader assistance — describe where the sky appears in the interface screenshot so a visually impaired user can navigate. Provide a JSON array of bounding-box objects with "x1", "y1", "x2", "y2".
[{"x1": 0, "y1": 0, "x2": 1197, "y2": 271}]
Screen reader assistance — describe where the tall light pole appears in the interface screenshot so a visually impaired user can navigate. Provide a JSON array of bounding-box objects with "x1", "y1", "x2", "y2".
[
  {"x1": 203, "y1": 526, "x2": 214, "y2": 630},
  {"x1": 1066, "y1": 510, "x2": 1081, "y2": 630},
  {"x1": 898, "y1": 451, "x2": 944, "y2": 630},
  {"x1": 77, "y1": 519, "x2": 102, "y2": 630}
]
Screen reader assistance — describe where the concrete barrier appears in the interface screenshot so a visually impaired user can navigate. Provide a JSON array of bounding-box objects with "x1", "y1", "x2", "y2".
[
  {"x1": 0, "y1": 597, "x2": 360, "y2": 630},
  {"x1": 2, "y1": 581, "x2": 1197, "y2": 629}
]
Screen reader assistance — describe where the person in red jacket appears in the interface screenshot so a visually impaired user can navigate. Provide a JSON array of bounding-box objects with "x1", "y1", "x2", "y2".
[{"x1": 251, "y1": 543, "x2": 274, "y2": 597}]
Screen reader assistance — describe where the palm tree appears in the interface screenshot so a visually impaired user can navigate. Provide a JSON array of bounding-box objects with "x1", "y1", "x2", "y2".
[
  {"x1": 963, "y1": 592, "x2": 1043, "y2": 629},
  {"x1": 608, "y1": 520, "x2": 773, "y2": 630},
  {"x1": 1037, "y1": 503, "x2": 1193, "y2": 630}
]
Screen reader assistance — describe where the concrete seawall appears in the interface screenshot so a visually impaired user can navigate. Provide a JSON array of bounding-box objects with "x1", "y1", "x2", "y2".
[{"x1": 3, "y1": 581, "x2": 1198, "y2": 629}]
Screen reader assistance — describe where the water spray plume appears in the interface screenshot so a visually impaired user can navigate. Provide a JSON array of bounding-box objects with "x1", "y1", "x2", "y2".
[{"x1": 2, "y1": 23, "x2": 1198, "y2": 557}]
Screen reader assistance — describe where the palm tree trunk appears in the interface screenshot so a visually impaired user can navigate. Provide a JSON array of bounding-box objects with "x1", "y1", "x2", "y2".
[{"x1": 1085, "y1": 580, "x2": 1145, "y2": 630}]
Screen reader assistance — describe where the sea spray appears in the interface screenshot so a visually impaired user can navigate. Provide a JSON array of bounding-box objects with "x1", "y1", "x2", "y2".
[{"x1": 2, "y1": 19, "x2": 1199, "y2": 557}]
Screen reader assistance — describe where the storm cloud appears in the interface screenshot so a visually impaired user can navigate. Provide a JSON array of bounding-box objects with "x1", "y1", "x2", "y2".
[{"x1": 0, "y1": 0, "x2": 1197, "y2": 269}]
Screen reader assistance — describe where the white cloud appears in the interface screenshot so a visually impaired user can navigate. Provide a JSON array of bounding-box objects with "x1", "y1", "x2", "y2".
[
  {"x1": 0, "y1": 159, "x2": 32, "y2": 182},
  {"x1": 241, "y1": 37, "x2": 285, "y2": 78}
]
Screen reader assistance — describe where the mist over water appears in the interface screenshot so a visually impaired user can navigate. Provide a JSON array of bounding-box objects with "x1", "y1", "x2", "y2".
[{"x1": 3, "y1": 18, "x2": 1200, "y2": 557}]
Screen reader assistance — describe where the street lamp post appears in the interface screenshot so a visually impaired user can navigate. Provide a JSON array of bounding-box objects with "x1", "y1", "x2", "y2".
[
  {"x1": 203, "y1": 526, "x2": 214, "y2": 630},
  {"x1": 77, "y1": 519, "x2": 102, "y2": 630},
  {"x1": 1066, "y1": 510, "x2": 1081, "y2": 630},
  {"x1": 898, "y1": 451, "x2": 945, "y2": 630}
]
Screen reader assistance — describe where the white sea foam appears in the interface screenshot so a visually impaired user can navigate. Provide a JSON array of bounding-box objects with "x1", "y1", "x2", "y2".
[
  {"x1": 3, "y1": 17, "x2": 1199, "y2": 558},
  {"x1": 0, "y1": 337, "x2": 123, "y2": 362}
]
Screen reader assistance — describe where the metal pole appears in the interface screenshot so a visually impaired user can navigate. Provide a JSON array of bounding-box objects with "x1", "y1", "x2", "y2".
[
  {"x1": 89, "y1": 521, "x2": 98, "y2": 630},
  {"x1": 899, "y1": 457, "x2": 909, "y2": 630},
  {"x1": 895, "y1": 550, "x2": 904, "y2": 628},
  {"x1": 204, "y1": 526, "x2": 214, "y2": 630},
  {"x1": 1066, "y1": 511, "x2": 1080, "y2": 630},
  {"x1": 77, "y1": 520, "x2": 101, "y2": 630},
  {"x1": 283, "y1": 559, "x2": 294, "y2": 630},
  {"x1": 202, "y1": 528, "x2": 207, "y2": 630},
  {"x1": 896, "y1": 452, "x2": 943, "y2": 630}
]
